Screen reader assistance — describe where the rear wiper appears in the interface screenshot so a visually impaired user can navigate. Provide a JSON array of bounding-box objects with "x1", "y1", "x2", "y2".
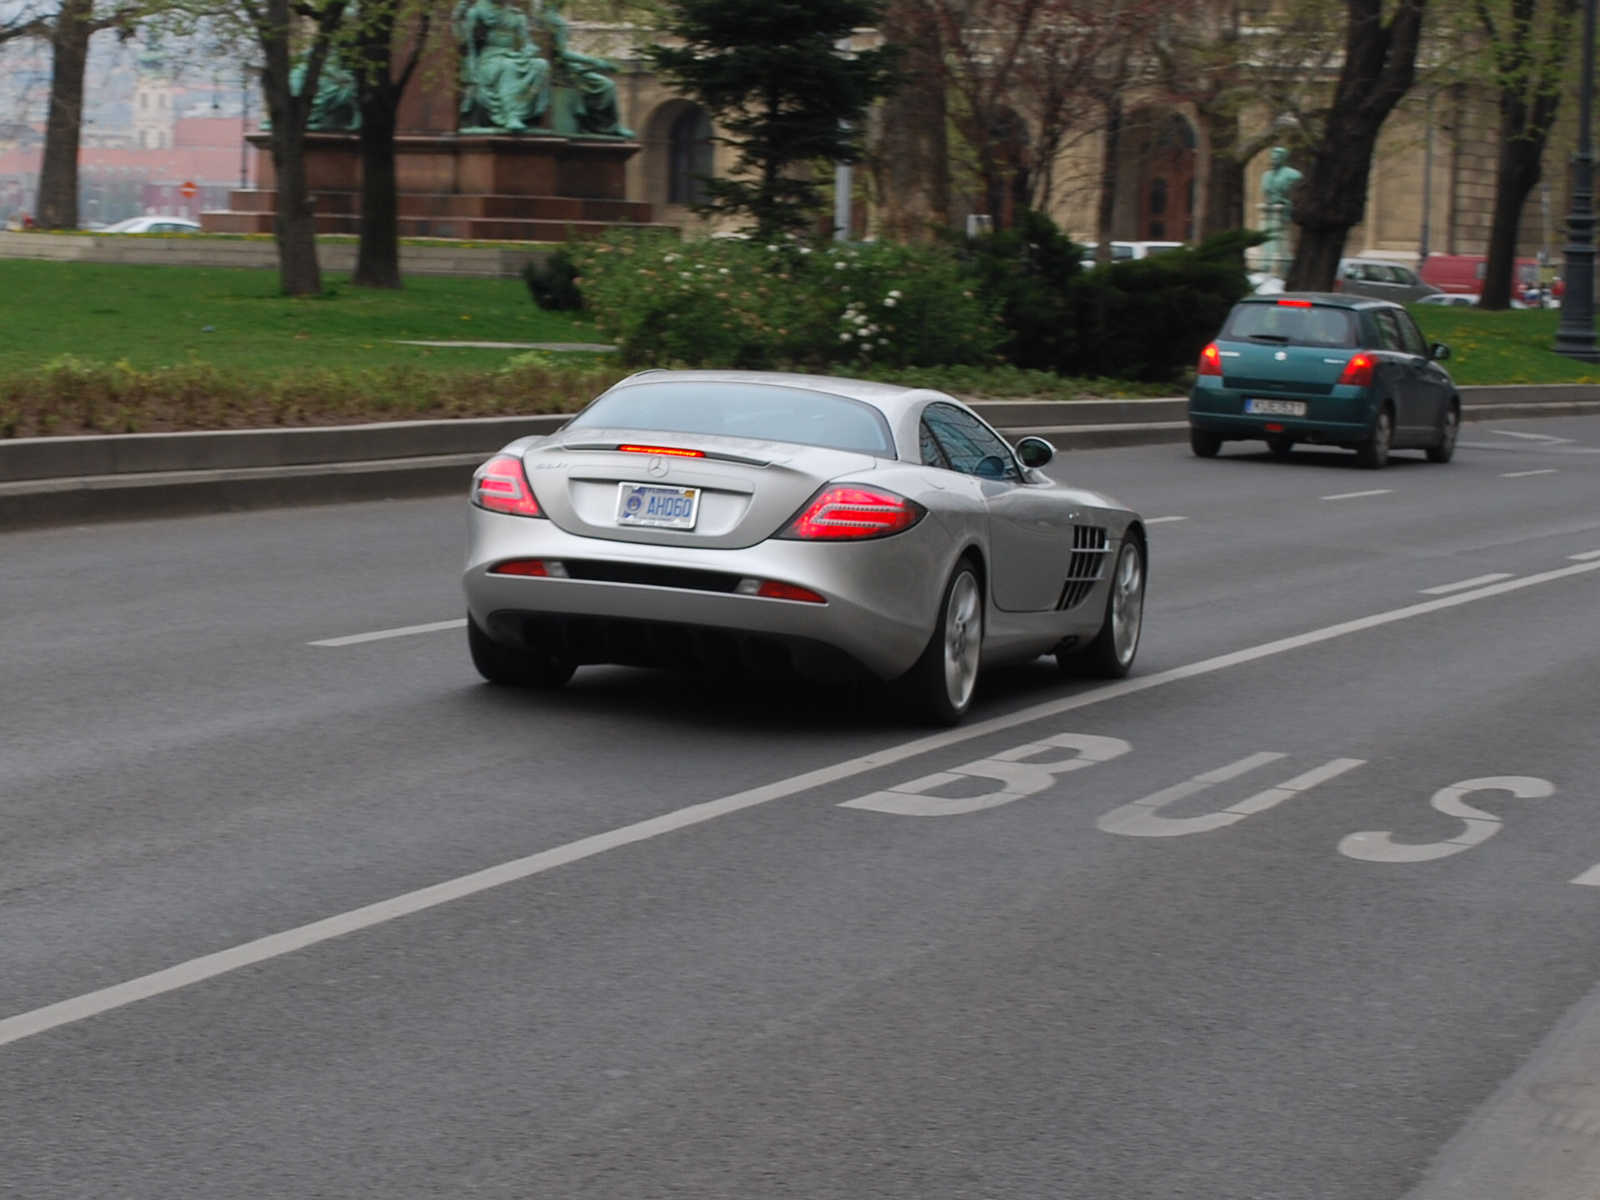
[{"x1": 1246, "y1": 334, "x2": 1290, "y2": 343}]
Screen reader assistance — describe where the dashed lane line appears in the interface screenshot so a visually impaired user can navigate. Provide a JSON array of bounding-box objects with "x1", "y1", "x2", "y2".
[
  {"x1": 1322, "y1": 488, "x2": 1394, "y2": 501},
  {"x1": 1420, "y1": 574, "x2": 1514, "y2": 596},
  {"x1": 4, "y1": 556, "x2": 1600, "y2": 1052},
  {"x1": 1145, "y1": 516, "x2": 1188, "y2": 525},
  {"x1": 1571, "y1": 549, "x2": 1600, "y2": 561},
  {"x1": 311, "y1": 619, "x2": 467, "y2": 647},
  {"x1": 1501, "y1": 469, "x2": 1560, "y2": 478}
]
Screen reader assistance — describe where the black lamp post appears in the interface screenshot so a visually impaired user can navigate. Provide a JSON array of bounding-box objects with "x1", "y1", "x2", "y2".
[{"x1": 1554, "y1": 0, "x2": 1599, "y2": 360}]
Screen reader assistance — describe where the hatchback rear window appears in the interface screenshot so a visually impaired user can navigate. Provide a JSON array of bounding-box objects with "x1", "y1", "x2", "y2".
[
  {"x1": 1221, "y1": 302, "x2": 1359, "y2": 348},
  {"x1": 567, "y1": 382, "x2": 896, "y2": 456}
]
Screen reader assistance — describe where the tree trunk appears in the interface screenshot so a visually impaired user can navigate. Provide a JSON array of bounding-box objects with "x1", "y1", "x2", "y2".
[
  {"x1": 1285, "y1": 0, "x2": 1428, "y2": 292},
  {"x1": 37, "y1": 0, "x2": 95, "y2": 229},
  {"x1": 1481, "y1": 110, "x2": 1551, "y2": 309},
  {"x1": 1095, "y1": 95, "x2": 1123, "y2": 265},
  {"x1": 876, "y1": 0, "x2": 949, "y2": 241},
  {"x1": 257, "y1": 0, "x2": 344, "y2": 296},
  {"x1": 1198, "y1": 107, "x2": 1245, "y2": 236},
  {"x1": 354, "y1": 98, "x2": 401, "y2": 288}
]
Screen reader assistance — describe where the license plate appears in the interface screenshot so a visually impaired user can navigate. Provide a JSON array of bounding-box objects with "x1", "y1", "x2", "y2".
[
  {"x1": 1244, "y1": 398, "x2": 1307, "y2": 416},
  {"x1": 615, "y1": 483, "x2": 701, "y2": 529}
]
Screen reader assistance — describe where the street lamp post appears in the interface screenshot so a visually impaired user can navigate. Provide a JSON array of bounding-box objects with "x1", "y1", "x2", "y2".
[{"x1": 1554, "y1": 0, "x2": 1599, "y2": 360}]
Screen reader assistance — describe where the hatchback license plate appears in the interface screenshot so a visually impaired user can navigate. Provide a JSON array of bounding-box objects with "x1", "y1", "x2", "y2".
[
  {"x1": 1245, "y1": 398, "x2": 1307, "y2": 416},
  {"x1": 616, "y1": 483, "x2": 701, "y2": 529}
]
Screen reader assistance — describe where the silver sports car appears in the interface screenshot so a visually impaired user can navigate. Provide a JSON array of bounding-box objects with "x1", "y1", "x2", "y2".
[{"x1": 463, "y1": 370, "x2": 1147, "y2": 724}]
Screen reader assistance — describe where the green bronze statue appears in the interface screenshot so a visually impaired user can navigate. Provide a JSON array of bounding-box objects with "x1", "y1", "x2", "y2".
[
  {"x1": 1260, "y1": 146, "x2": 1303, "y2": 216},
  {"x1": 288, "y1": 49, "x2": 360, "y2": 132},
  {"x1": 453, "y1": 0, "x2": 550, "y2": 133},
  {"x1": 543, "y1": 0, "x2": 631, "y2": 138}
]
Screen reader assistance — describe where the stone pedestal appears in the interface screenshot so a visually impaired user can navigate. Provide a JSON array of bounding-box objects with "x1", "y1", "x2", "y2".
[{"x1": 204, "y1": 131, "x2": 662, "y2": 241}]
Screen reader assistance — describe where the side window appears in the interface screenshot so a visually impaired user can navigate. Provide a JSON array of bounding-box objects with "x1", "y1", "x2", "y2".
[
  {"x1": 922, "y1": 403, "x2": 1020, "y2": 481},
  {"x1": 1370, "y1": 309, "x2": 1404, "y2": 352},
  {"x1": 1397, "y1": 311, "x2": 1429, "y2": 357},
  {"x1": 919, "y1": 420, "x2": 951, "y2": 470},
  {"x1": 1393, "y1": 267, "x2": 1419, "y2": 286}
]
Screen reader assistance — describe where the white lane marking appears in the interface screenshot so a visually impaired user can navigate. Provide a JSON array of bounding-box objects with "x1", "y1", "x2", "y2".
[
  {"x1": 1572, "y1": 863, "x2": 1600, "y2": 887},
  {"x1": 310, "y1": 619, "x2": 467, "y2": 647},
  {"x1": 1420, "y1": 574, "x2": 1514, "y2": 596},
  {"x1": 1501, "y1": 469, "x2": 1559, "y2": 478},
  {"x1": 839, "y1": 733, "x2": 1130, "y2": 817},
  {"x1": 1338, "y1": 776, "x2": 1555, "y2": 863},
  {"x1": 1571, "y1": 549, "x2": 1600, "y2": 562},
  {"x1": 1488, "y1": 429, "x2": 1575, "y2": 444},
  {"x1": 1097, "y1": 755, "x2": 1365, "y2": 838},
  {"x1": 1145, "y1": 515, "x2": 1188, "y2": 525},
  {"x1": 1322, "y1": 488, "x2": 1393, "y2": 501},
  {"x1": 4, "y1": 559, "x2": 1600, "y2": 1051}
]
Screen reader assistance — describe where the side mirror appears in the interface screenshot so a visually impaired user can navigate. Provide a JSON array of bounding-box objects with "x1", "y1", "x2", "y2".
[
  {"x1": 1430, "y1": 342, "x2": 1451, "y2": 361},
  {"x1": 1015, "y1": 436, "x2": 1056, "y2": 469}
]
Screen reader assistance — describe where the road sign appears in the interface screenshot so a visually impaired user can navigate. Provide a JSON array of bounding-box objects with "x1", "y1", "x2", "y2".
[{"x1": 179, "y1": 181, "x2": 198, "y2": 200}]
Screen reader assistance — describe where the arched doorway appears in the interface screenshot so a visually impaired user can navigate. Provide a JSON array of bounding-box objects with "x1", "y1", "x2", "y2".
[{"x1": 668, "y1": 106, "x2": 714, "y2": 206}]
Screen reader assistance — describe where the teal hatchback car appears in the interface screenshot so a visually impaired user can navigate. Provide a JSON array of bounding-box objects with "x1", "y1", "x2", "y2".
[{"x1": 1188, "y1": 294, "x2": 1459, "y2": 468}]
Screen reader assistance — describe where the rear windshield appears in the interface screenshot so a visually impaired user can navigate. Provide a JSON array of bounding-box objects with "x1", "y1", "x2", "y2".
[
  {"x1": 567, "y1": 382, "x2": 896, "y2": 456},
  {"x1": 1221, "y1": 302, "x2": 1359, "y2": 348}
]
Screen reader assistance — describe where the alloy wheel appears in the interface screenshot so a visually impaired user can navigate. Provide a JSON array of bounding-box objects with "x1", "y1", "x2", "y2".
[{"x1": 942, "y1": 571, "x2": 983, "y2": 710}]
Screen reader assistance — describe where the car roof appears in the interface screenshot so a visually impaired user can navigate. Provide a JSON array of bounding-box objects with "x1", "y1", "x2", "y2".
[
  {"x1": 608, "y1": 369, "x2": 953, "y2": 421},
  {"x1": 1236, "y1": 292, "x2": 1400, "y2": 311}
]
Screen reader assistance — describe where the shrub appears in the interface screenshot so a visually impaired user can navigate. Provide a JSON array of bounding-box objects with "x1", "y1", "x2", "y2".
[
  {"x1": 958, "y1": 209, "x2": 1086, "y2": 372},
  {"x1": 523, "y1": 247, "x2": 584, "y2": 311},
  {"x1": 568, "y1": 231, "x2": 1000, "y2": 370}
]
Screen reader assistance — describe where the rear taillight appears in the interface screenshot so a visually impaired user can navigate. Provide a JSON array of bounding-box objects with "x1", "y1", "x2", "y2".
[
  {"x1": 1198, "y1": 342, "x2": 1223, "y2": 376},
  {"x1": 735, "y1": 578, "x2": 827, "y2": 603},
  {"x1": 489, "y1": 559, "x2": 568, "y2": 577},
  {"x1": 778, "y1": 485, "x2": 925, "y2": 541},
  {"x1": 472, "y1": 454, "x2": 545, "y2": 518},
  {"x1": 1337, "y1": 353, "x2": 1376, "y2": 387}
]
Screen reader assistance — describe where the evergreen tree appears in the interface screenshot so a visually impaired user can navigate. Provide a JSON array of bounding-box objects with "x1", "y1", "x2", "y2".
[{"x1": 648, "y1": 0, "x2": 900, "y2": 240}]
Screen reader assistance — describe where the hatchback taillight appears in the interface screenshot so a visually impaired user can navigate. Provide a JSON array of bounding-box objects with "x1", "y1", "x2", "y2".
[
  {"x1": 1198, "y1": 342, "x2": 1223, "y2": 376},
  {"x1": 1337, "y1": 353, "x2": 1376, "y2": 387},
  {"x1": 779, "y1": 485, "x2": 925, "y2": 541},
  {"x1": 472, "y1": 454, "x2": 545, "y2": 517}
]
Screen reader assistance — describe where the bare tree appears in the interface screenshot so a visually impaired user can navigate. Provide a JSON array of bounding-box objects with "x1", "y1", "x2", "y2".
[
  {"x1": 34, "y1": 0, "x2": 144, "y2": 228},
  {"x1": 1285, "y1": 0, "x2": 1430, "y2": 291},
  {"x1": 1471, "y1": 0, "x2": 1579, "y2": 307},
  {"x1": 873, "y1": 0, "x2": 951, "y2": 240},
  {"x1": 347, "y1": 0, "x2": 435, "y2": 289}
]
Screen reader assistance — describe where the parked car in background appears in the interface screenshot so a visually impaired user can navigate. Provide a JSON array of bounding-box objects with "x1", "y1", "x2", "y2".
[
  {"x1": 103, "y1": 216, "x2": 201, "y2": 234},
  {"x1": 1249, "y1": 272, "x2": 1286, "y2": 295},
  {"x1": 1189, "y1": 294, "x2": 1459, "y2": 470},
  {"x1": 1418, "y1": 253, "x2": 1551, "y2": 305},
  {"x1": 1334, "y1": 259, "x2": 1441, "y2": 303},
  {"x1": 1078, "y1": 241, "x2": 1185, "y2": 267},
  {"x1": 1416, "y1": 293, "x2": 1478, "y2": 307}
]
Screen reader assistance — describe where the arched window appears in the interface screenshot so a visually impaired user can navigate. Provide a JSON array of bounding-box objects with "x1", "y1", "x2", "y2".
[{"x1": 668, "y1": 107, "x2": 713, "y2": 206}]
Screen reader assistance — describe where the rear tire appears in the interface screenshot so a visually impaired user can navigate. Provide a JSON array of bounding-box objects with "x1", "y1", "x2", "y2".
[
  {"x1": 1191, "y1": 428, "x2": 1222, "y2": 458},
  {"x1": 900, "y1": 560, "x2": 983, "y2": 727},
  {"x1": 1427, "y1": 401, "x2": 1459, "y2": 463},
  {"x1": 1355, "y1": 405, "x2": 1394, "y2": 470},
  {"x1": 468, "y1": 616, "x2": 576, "y2": 689},
  {"x1": 1266, "y1": 435, "x2": 1295, "y2": 456},
  {"x1": 1058, "y1": 536, "x2": 1145, "y2": 680}
]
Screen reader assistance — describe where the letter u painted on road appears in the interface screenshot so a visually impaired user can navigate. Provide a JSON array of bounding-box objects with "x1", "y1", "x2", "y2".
[{"x1": 840, "y1": 733, "x2": 1132, "y2": 817}]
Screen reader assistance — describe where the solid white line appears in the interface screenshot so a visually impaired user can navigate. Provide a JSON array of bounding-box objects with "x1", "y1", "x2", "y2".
[
  {"x1": 1572, "y1": 864, "x2": 1600, "y2": 887},
  {"x1": 1145, "y1": 516, "x2": 1188, "y2": 525},
  {"x1": 1322, "y1": 489, "x2": 1393, "y2": 501},
  {"x1": 1571, "y1": 550, "x2": 1600, "y2": 562},
  {"x1": 5, "y1": 557, "x2": 1600, "y2": 1052},
  {"x1": 1487, "y1": 429, "x2": 1574, "y2": 444},
  {"x1": 1420, "y1": 574, "x2": 1514, "y2": 596},
  {"x1": 1501, "y1": 469, "x2": 1559, "y2": 478},
  {"x1": 310, "y1": 619, "x2": 467, "y2": 647}
]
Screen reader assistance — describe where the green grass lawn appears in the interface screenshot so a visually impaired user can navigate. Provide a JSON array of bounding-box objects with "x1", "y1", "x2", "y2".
[
  {"x1": 1409, "y1": 305, "x2": 1600, "y2": 386},
  {"x1": 0, "y1": 258, "x2": 602, "y2": 374}
]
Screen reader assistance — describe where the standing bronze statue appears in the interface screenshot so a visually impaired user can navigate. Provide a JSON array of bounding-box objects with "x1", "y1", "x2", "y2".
[
  {"x1": 454, "y1": 0, "x2": 551, "y2": 133},
  {"x1": 1258, "y1": 147, "x2": 1303, "y2": 277}
]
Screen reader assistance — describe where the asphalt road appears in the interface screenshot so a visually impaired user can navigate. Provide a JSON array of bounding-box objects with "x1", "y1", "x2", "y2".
[{"x1": 2, "y1": 417, "x2": 1598, "y2": 1199}]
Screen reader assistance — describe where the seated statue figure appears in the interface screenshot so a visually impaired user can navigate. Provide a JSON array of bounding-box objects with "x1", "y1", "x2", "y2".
[
  {"x1": 289, "y1": 50, "x2": 359, "y2": 132},
  {"x1": 454, "y1": 0, "x2": 550, "y2": 133},
  {"x1": 544, "y1": 0, "x2": 632, "y2": 137}
]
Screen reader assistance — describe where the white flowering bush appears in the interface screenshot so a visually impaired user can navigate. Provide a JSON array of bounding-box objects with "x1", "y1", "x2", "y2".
[{"x1": 569, "y1": 232, "x2": 1000, "y2": 370}]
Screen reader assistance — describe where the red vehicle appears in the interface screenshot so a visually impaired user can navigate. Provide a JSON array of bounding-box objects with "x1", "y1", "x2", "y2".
[{"x1": 1419, "y1": 254, "x2": 1549, "y2": 304}]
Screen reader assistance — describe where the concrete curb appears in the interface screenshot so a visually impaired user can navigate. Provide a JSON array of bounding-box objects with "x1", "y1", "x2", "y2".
[{"x1": 2, "y1": 385, "x2": 1594, "y2": 532}]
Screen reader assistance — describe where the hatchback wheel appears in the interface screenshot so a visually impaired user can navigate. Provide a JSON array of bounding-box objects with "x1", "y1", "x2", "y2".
[
  {"x1": 1427, "y1": 401, "x2": 1460, "y2": 463},
  {"x1": 1355, "y1": 405, "x2": 1393, "y2": 470},
  {"x1": 1060, "y1": 536, "x2": 1145, "y2": 680},
  {"x1": 902, "y1": 561, "x2": 983, "y2": 726},
  {"x1": 1191, "y1": 428, "x2": 1222, "y2": 458},
  {"x1": 468, "y1": 616, "x2": 576, "y2": 689}
]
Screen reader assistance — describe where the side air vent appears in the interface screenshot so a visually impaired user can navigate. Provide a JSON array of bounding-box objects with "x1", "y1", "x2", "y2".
[{"x1": 1057, "y1": 525, "x2": 1112, "y2": 610}]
